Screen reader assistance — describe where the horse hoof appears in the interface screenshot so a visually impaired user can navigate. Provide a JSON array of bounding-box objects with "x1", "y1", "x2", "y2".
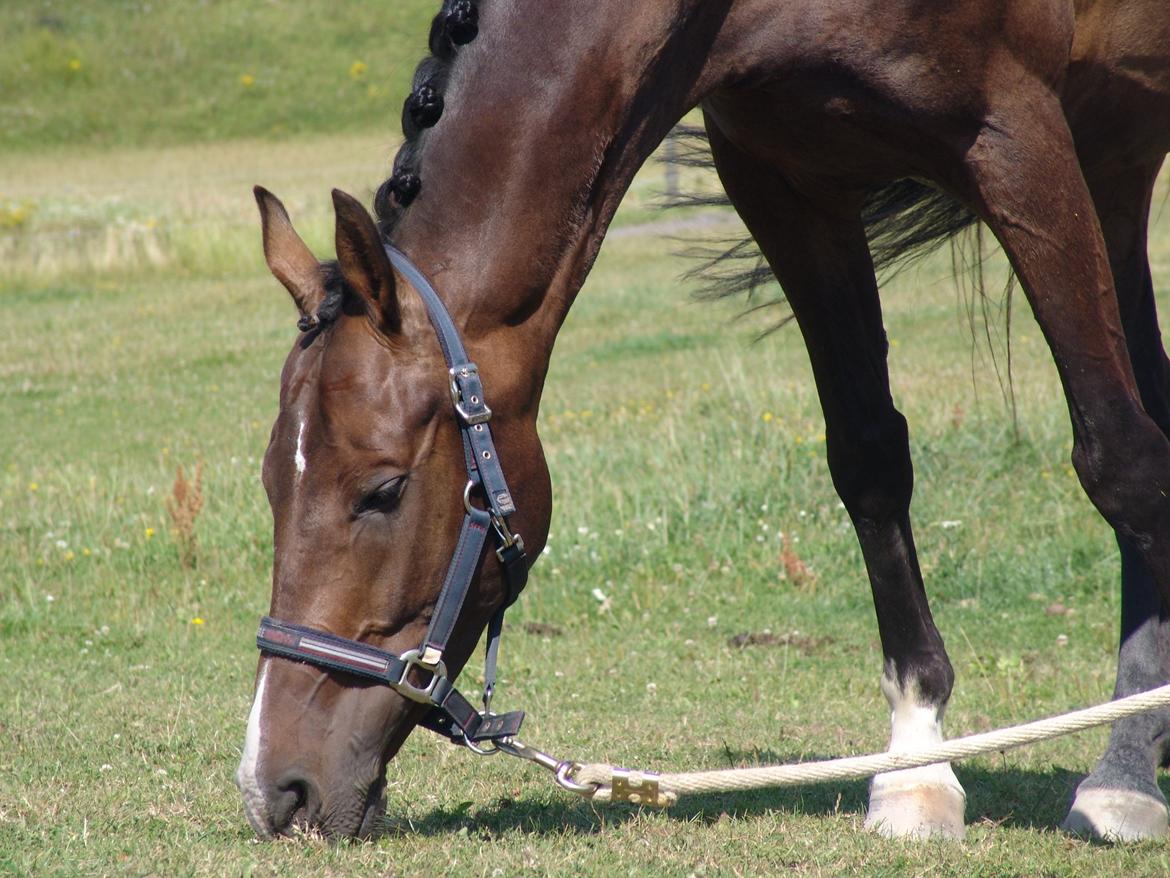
[
  {"x1": 865, "y1": 773, "x2": 967, "y2": 839},
  {"x1": 1061, "y1": 788, "x2": 1169, "y2": 842}
]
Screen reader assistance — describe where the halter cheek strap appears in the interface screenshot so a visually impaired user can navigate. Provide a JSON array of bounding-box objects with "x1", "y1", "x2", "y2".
[{"x1": 254, "y1": 245, "x2": 530, "y2": 746}]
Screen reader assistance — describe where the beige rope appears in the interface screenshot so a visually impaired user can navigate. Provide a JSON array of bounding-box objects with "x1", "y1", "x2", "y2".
[{"x1": 571, "y1": 683, "x2": 1170, "y2": 806}]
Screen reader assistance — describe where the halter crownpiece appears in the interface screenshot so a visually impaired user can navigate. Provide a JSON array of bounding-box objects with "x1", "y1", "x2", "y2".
[{"x1": 256, "y1": 244, "x2": 529, "y2": 748}]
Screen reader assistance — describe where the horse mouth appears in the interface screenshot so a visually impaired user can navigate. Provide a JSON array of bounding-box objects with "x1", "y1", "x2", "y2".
[
  {"x1": 237, "y1": 767, "x2": 388, "y2": 839},
  {"x1": 356, "y1": 777, "x2": 389, "y2": 838},
  {"x1": 286, "y1": 774, "x2": 388, "y2": 839}
]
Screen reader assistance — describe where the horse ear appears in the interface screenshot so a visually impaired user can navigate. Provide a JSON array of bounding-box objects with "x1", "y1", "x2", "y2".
[
  {"x1": 254, "y1": 186, "x2": 325, "y2": 318},
  {"x1": 331, "y1": 189, "x2": 400, "y2": 333}
]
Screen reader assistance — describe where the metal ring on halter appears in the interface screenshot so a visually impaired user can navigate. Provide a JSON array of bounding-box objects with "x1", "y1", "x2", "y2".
[
  {"x1": 461, "y1": 732, "x2": 502, "y2": 756},
  {"x1": 463, "y1": 479, "x2": 477, "y2": 514},
  {"x1": 554, "y1": 762, "x2": 599, "y2": 795}
]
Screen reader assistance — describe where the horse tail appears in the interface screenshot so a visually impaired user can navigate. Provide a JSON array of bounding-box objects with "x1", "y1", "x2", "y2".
[
  {"x1": 664, "y1": 125, "x2": 1018, "y2": 424},
  {"x1": 663, "y1": 125, "x2": 979, "y2": 305},
  {"x1": 860, "y1": 179, "x2": 978, "y2": 277}
]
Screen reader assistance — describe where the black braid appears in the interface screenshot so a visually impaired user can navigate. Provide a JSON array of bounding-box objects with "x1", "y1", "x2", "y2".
[
  {"x1": 445, "y1": 1, "x2": 479, "y2": 44},
  {"x1": 308, "y1": 3, "x2": 480, "y2": 331},
  {"x1": 406, "y1": 84, "x2": 444, "y2": 129},
  {"x1": 389, "y1": 172, "x2": 422, "y2": 206},
  {"x1": 373, "y1": 0, "x2": 481, "y2": 239},
  {"x1": 297, "y1": 262, "x2": 347, "y2": 333},
  {"x1": 400, "y1": 57, "x2": 449, "y2": 140}
]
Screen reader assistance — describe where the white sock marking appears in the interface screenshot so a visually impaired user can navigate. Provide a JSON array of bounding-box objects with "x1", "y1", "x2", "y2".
[
  {"x1": 865, "y1": 669, "x2": 966, "y2": 836},
  {"x1": 882, "y1": 671, "x2": 947, "y2": 753}
]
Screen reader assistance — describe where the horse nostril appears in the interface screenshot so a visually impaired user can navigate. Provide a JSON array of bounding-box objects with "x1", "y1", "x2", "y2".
[{"x1": 271, "y1": 775, "x2": 315, "y2": 834}]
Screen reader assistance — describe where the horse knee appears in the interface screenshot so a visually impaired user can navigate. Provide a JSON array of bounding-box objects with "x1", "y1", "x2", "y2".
[
  {"x1": 827, "y1": 411, "x2": 914, "y2": 521},
  {"x1": 1070, "y1": 412, "x2": 1170, "y2": 542}
]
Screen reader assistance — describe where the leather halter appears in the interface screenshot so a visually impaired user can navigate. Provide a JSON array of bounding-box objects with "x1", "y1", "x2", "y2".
[{"x1": 254, "y1": 245, "x2": 530, "y2": 747}]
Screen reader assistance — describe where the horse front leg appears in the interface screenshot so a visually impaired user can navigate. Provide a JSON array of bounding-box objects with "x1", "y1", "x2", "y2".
[
  {"x1": 705, "y1": 117, "x2": 965, "y2": 839},
  {"x1": 1062, "y1": 161, "x2": 1170, "y2": 842},
  {"x1": 965, "y1": 90, "x2": 1170, "y2": 841}
]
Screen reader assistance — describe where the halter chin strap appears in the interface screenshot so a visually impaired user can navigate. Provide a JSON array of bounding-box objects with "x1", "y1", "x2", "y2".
[{"x1": 255, "y1": 244, "x2": 530, "y2": 746}]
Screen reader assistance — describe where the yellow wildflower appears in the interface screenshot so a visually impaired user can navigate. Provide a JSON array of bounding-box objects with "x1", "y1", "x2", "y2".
[
  {"x1": 28, "y1": 482, "x2": 38, "y2": 492},
  {"x1": 191, "y1": 617, "x2": 205, "y2": 626},
  {"x1": 68, "y1": 58, "x2": 82, "y2": 72},
  {"x1": 64, "y1": 550, "x2": 75, "y2": 561},
  {"x1": 762, "y1": 412, "x2": 774, "y2": 423},
  {"x1": 239, "y1": 73, "x2": 255, "y2": 88},
  {"x1": 349, "y1": 60, "x2": 367, "y2": 79},
  {"x1": 145, "y1": 527, "x2": 155, "y2": 539}
]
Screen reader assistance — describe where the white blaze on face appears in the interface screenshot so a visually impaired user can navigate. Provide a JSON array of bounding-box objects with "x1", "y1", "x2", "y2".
[
  {"x1": 236, "y1": 664, "x2": 273, "y2": 836},
  {"x1": 294, "y1": 418, "x2": 307, "y2": 477}
]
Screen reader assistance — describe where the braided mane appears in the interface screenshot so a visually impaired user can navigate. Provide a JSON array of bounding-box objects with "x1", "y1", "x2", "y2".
[
  {"x1": 302, "y1": 2, "x2": 480, "y2": 332},
  {"x1": 374, "y1": 0, "x2": 481, "y2": 240}
]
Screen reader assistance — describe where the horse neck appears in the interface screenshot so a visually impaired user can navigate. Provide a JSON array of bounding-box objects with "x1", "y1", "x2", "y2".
[{"x1": 388, "y1": 0, "x2": 727, "y2": 398}]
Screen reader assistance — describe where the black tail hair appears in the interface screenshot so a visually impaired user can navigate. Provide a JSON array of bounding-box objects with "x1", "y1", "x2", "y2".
[
  {"x1": 664, "y1": 124, "x2": 1021, "y2": 424},
  {"x1": 664, "y1": 126, "x2": 980, "y2": 311}
]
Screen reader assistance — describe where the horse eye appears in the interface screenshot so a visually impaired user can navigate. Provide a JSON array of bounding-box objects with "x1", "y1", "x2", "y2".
[{"x1": 355, "y1": 476, "x2": 406, "y2": 515}]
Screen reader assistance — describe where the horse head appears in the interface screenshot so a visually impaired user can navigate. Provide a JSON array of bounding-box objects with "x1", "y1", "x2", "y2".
[{"x1": 236, "y1": 188, "x2": 551, "y2": 837}]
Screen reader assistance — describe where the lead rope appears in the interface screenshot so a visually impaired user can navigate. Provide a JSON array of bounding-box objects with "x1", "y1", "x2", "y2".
[{"x1": 495, "y1": 683, "x2": 1170, "y2": 807}]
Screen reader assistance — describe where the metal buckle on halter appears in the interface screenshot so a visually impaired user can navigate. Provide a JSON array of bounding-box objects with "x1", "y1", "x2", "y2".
[
  {"x1": 449, "y1": 365, "x2": 492, "y2": 425},
  {"x1": 393, "y1": 648, "x2": 448, "y2": 703}
]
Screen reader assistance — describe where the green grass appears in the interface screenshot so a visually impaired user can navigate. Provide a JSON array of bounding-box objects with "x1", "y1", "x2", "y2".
[
  {"x1": 0, "y1": 0, "x2": 441, "y2": 151},
  {"x1": 2, "y1": 129, "x2": 1169, "y2": 876},
  {"x1": 3, "y1": 5, "x2": 1170, "y2": 870}
]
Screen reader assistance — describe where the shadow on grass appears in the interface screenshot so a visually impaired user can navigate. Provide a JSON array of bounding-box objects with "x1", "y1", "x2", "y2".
[
  {"x1": 389, "y1": 756, "x2": 1170, "y2": 838},
  {"x1": 961, "y1": 763, "x2": 1170, "y2": 833},
  {"x1": 388, "y1": 750, "x2": 867, "y2": 838}
]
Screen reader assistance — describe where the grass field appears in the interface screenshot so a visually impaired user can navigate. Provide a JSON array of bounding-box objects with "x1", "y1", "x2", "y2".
[
  {"x1": 4, "y1": 3, "x2": 1170, "y2": 877},
  {"x1": 0, "y1": 2, "x2": 437, "y2": 151}
]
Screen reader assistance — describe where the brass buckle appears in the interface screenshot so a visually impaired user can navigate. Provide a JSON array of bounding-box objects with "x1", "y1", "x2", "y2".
[
  {"x1": 393, "y1": 648, "x2": 447, "y2": 703},
  {"x1": 610, "y1": 768, "x2": 669, "y2": 807}
]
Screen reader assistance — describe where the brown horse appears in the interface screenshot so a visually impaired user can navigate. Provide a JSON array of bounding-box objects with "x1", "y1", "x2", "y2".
[{"x1": 237, "y1": 0, "x2": 1170, "y2": 841}]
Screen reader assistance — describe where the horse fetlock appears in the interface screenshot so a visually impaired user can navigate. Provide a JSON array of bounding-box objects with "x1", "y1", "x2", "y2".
[{"x1": 1062, "y1": 787, "x2": 1169, "y2": 842}]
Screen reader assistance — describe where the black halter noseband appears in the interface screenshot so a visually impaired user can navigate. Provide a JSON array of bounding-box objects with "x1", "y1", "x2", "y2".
[{"x1": 254, "y1": 245, "x2": 530, "y2": 747}]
